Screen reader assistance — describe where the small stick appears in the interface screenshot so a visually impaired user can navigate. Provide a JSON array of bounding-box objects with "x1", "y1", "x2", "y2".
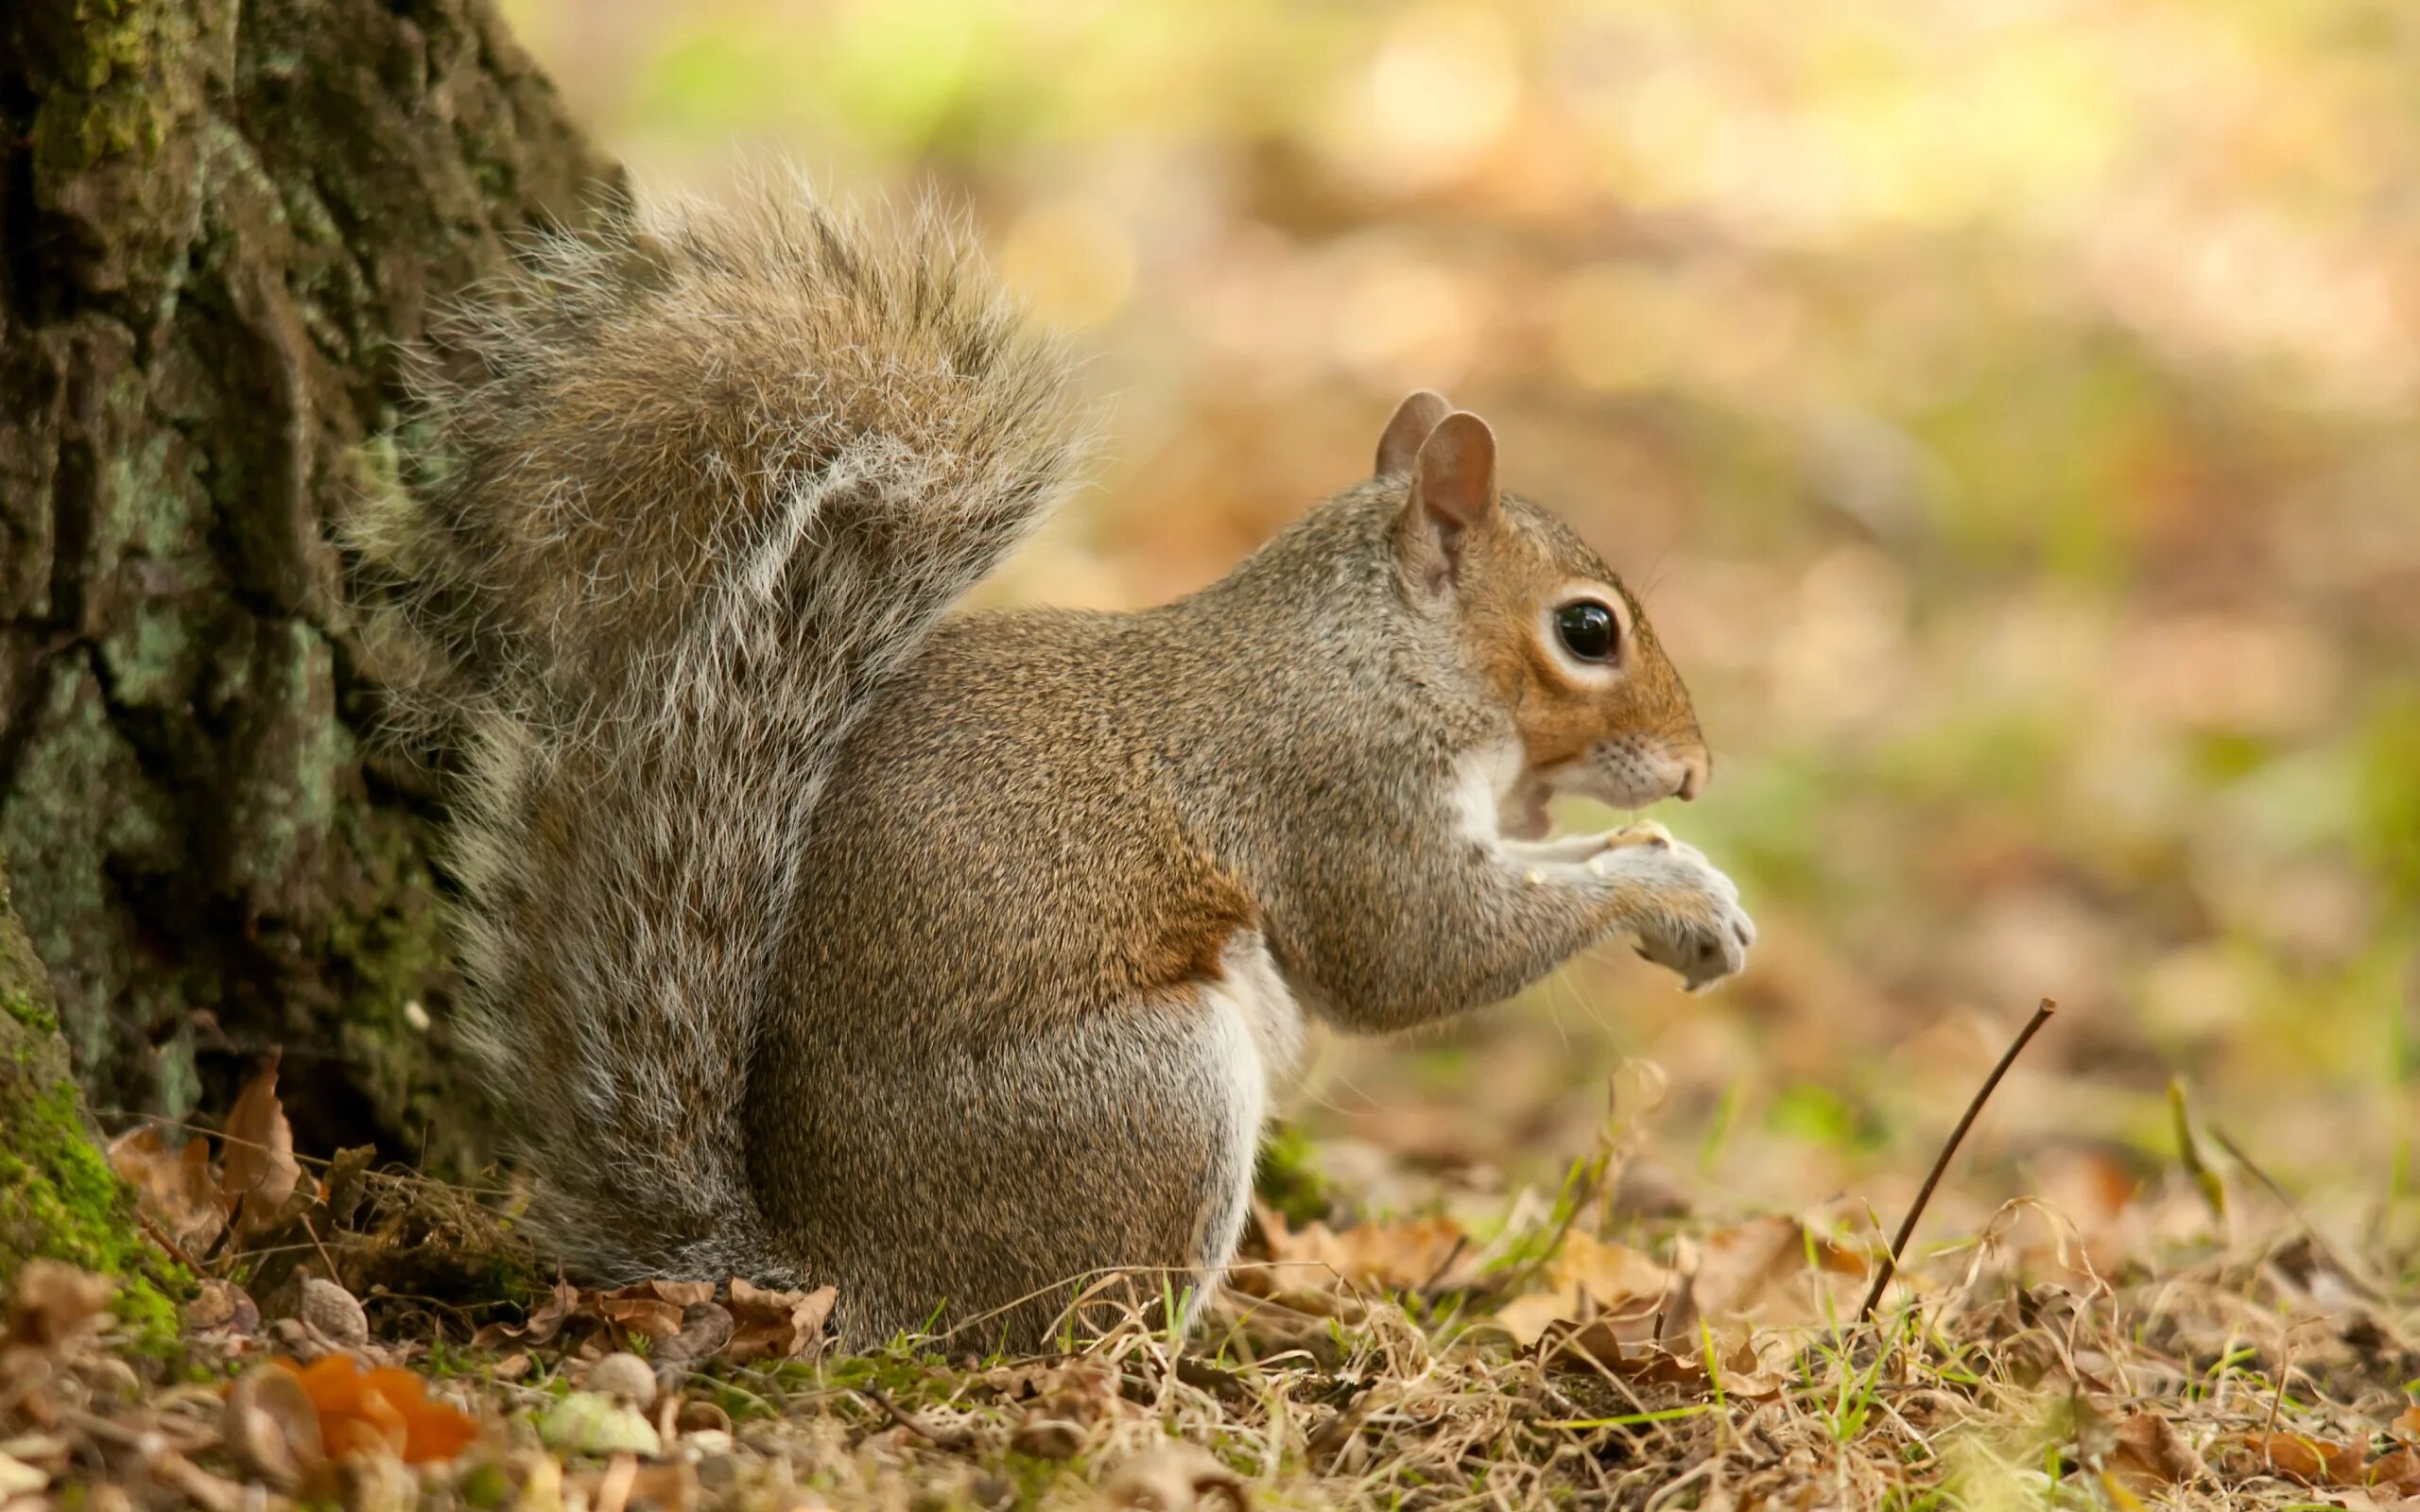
[
  {"x1": 2209, "y1": 1125, "x2": 2385, "y2": 1302},
  {"x1": 862, "y1": 1386, "x2": 969, "y2": 1449},
  {"x1": 1859, "y1": 998, "x2": 2058, "y2": 1323},
  {"x1": 1416, "y1": 1233, "x2": 1471, "y2": 1295},
  {"x1": 861, "y1": 1385, "x2": 934, "y2": 1439},
  {"x1": 133, "y1": 1207, "x2": 206, "y2": 1278}
]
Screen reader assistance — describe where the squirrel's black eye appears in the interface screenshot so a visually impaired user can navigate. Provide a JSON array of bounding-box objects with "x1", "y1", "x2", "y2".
[{"x1": 1555, "y1": 601, "x2": 1618, "y2": 662}]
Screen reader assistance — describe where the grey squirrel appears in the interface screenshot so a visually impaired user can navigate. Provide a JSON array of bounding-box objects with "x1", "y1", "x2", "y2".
[{"x1": 353, "y1": 186, "x2": 1754, "y2": 1351}]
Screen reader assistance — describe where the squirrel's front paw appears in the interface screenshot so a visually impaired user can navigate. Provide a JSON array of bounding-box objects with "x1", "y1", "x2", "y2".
[{"x1": 1590, "y1": 836, "x2": 1754, "y2": 991}]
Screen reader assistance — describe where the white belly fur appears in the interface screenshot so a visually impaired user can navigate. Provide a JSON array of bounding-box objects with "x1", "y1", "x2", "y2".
[{"x1": 1184, "y1": 931, "x2": 1304, "y2": 1317}]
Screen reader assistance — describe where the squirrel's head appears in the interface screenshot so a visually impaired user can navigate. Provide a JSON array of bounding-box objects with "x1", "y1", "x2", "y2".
[{"x1": 1376, "y1": 391, "x2": 1709, "y2": 836}]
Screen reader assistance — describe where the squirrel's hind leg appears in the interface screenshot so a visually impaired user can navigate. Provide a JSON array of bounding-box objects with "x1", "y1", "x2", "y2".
[
  {"x1": 774, "y1": 948, "x2": 1301, "y2": 1354},
  {"x1": 1035, "y1": 938, "x2": 1302, "y2": 1347}
]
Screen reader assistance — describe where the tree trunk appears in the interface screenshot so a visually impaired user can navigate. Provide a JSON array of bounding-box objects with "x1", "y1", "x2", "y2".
[{"x1": 0, "y1": 0, "x2": 614, "y2": 1170}]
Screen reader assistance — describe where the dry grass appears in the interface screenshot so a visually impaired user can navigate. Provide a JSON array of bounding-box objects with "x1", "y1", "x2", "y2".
[{"x1": 14, "y1": 1076, "x2": 2417, "y2": 1512}]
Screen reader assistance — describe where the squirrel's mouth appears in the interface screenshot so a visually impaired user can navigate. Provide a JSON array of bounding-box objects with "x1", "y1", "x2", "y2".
[
  {"x1": 1530, "y1": 745, "x2": 1697, "y2": 816},
  {"x1": 1490, "y1": 747, "x2": 1685, "y2": 842}
]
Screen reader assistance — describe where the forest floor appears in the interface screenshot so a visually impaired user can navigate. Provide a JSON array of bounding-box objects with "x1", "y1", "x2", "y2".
[{"x1": 8, "y1": 1050, "x2": 2419, "y2": 1512}]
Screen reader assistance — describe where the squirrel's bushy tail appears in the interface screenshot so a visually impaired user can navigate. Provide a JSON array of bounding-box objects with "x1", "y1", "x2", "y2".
[{"x1": 351, "y1": 185, "x2": 1084, "y2": 1281}]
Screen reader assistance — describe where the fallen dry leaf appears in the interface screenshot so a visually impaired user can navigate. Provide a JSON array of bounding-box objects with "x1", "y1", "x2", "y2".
[
  {"x1": 1255, "y1": 1210, "x2": 1477, "y2": 1295},
  {"x1": 1494, "y1": 1229, "x2": 1678, "y2": 1348},
  {"x1": 269, "y1": 1354, "x2": 479, "y2": 1464},
  {"x1": 624, "y1": 1280, "x2": 717, "y2": 1306},
  {"x1": 592, "y1": 1297, "x2": 683, "y2": 1339},
  {"x1": 654, "y1": 1302, "x2": 736, "y2": 1365},
  {"x1": 107, "y1": 1125, "x2": 226, "y2": 1254},
  {"x1": 1531, "y1": 1314, "x2": 1648, "y2": 1374},
  {"x1": 1530, "y1": 1314, "x2": 1783, "y2": 1399},
  {"x1": 471, "y1": 1277, "x2": 583, "y2": 1349},
  {"x1": 2222, "y1": 1431, "x2": 2369, "y2": 1487},
  {"x1": 5, "y1": 1261, "x2": 113, "y2": 1349},
  {"x1": 1018, "y1": 1359, "x2": 1121, "y2": 1425},
  {"x1": 2107, "y1": 1412, "x2": 2207, "y2": 1490},
  {"x1": 594, "y1": 1280, "x2": 717, "y2": 1341},
  {"x1": 1685, "y1": 1213, "x2": 1866, "y2": 1322},
  {"x1": 725, "y1": 1279, "x2": 835, "y2": 1362},
  {"x1": 219, "y1": 1055, "x2": 301, "y2": 1233},
  {"x1": 1011, "y1": 1416, "x2": 1088, "y2": 1459},
  {"x1": 2369, "y1": 1447, "x2": 2420, "y2": 1498},
  {"x1": 2267, "y1": 1233, "x2": 2382, "y2": 1315},
  {"x1": 988, "y1": 1356, "x2": 1123, "y2": 1459},
  {"x1": 984, "y1": 1360, "x2": 1063, "y2": 1402},
  {"x1": 1099, "y1": 1444, "x2": 1248, "y2": 1510},
  {"x1": 469, "y1": 1277, "x2": 782, "y2": 1360}
]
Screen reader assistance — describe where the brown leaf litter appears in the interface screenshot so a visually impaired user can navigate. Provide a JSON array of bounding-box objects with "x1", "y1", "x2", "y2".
[{"x1": 15, "y1": 1054, "x2": 2420, "y2": 1511}]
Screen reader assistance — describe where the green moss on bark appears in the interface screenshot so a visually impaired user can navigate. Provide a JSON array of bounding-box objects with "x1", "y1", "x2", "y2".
[
  {"x1": 0, "y1": 1078, "x2": 182, "y2": 1343},
  {"x1": 0, "y1": 858, "x2": 184, "y2": 1345}
]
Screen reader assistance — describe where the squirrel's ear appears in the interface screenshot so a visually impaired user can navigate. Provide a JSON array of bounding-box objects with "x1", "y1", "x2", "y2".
[
  {"x1": 1375, "y1": 390, "x2": 1454, "y2": 476},
  {"x1": 1400, "y1": 411, "x2": 1499, "y2": 589}
]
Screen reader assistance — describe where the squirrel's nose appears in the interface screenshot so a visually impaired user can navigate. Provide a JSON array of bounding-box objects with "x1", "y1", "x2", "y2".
[{"x1": 1674, "y1": 751, "x2": 1709, "y2": 802}]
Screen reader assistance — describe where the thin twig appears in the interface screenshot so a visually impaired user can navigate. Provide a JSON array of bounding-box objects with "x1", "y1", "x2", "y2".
[
  {"x1": 860, "y1": 1386, "x2": 933, "y2": 1439},
  {"x1": 1416, "y1": 1233, "x2": 1471, "y2": 1294},
  {"x1": 1307, "y1": 1381, "x2": 1381, "y2": 1468},
  {"x1": 2261, "y1": 1349, "x2": 2290, "y2": 1436},
  {"x1": 132, "y1": 1208, "x2": 205, "y2": 1278},
  {"x1": 862, "y1": 1386, "x2": 969, "y2": 1449},
  {"x1": 1859, "y1": 998, "x2": 2059, "y2": 1322},
  {"x1": 2209, "y1": 1124, "x2": 2386, "y2": 1302},
  {"x1": 299, "y1": 1211, "x2": 340, "y2": 1280}
]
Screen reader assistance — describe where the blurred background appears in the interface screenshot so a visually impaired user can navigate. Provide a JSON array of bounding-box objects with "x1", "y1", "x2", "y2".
[{"x1": 502, "y1": 0, "x2": 2418, "y2": 1257}]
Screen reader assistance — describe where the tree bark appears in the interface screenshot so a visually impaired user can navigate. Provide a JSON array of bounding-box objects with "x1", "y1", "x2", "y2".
[{"x1": 0, "y1": 0, "x2": 614, "y2": 1168}]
